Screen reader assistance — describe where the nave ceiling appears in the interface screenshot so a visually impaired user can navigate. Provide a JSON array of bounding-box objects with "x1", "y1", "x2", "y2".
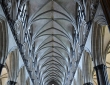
[
  {"x1": 1, "y1": 0, "x2": 100, "y2": 85},
  {"x1": 26, "y1": 1, "x2": 76, "y2": 85}
]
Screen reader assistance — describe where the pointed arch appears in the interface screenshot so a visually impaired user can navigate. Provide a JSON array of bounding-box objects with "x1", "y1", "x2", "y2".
[{"x1": 0, "y1": 15, "x2": 8, "y2": 65}]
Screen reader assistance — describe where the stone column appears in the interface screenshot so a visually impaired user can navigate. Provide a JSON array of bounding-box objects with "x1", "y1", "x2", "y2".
[
  {"x1": 94, "y1": 64, "x2": 109, "y2": 85},
  {"x1": 92, "y1": 23, "x2": 109, "y2": 85},
  {"x1": 100, "y1": 0, "x2": 110, "y2": 31},
  {"x1": 83, "y1": 82, "x2": 93, "y2": 85},
  {"x1": 82, "y1": 51, "x2": 93, "y2": 85},
  {"x1": 7, "y1": 81, "x2": 16, "y2": 85},
  {"x1": 0, "y1": 64, "x2": 4, "y2": 74}
]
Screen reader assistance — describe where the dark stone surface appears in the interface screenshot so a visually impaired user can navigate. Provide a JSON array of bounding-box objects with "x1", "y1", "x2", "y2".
[
  {"x1": 8, "y1": 81, "x2": 16, "y2": 85},
  {"x1": 100, "y1": 0, "x2": 110, "y2": 32},
  {"x1": 83, "y1": 82, "x2": 93, "y2": 85},
  {"x1": 0, "y1": 64, "x2": 4, "y2": 75},
  {"x1": 94, "y1": 64, "x2": 109, "y2": 85}
]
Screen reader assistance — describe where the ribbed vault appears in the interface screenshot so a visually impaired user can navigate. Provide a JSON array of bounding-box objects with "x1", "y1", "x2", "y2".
[{"x1": 28, "y1": 0, "x2": 76, "y2": 85}]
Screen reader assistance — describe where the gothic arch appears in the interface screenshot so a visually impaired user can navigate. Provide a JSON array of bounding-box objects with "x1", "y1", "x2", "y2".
[
  {"x1": 92, "y1": 20, "x2": 110, "y2": 85},
  {"x1": 91, "y1": 21, "x2": 105, "y2": 66},
  {"x1": 6, "y1": 48, "x2": 19, "y2": 83},
  {"x1": 1, "y1": 0, "x2": 109, "y2": 85},
  {"x1": 0, "y1": 15, "x2": 8, "y2": 65}
]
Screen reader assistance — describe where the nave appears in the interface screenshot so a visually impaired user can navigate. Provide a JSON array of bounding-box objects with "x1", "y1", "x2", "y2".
[{"x1": 0, "y1": 0, "x2": 110, "y2": 85}]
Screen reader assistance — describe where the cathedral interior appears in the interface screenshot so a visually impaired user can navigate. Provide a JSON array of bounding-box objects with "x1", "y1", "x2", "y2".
[{"x1": 0, "y1": 0, "x2": 110, "y2": 85}]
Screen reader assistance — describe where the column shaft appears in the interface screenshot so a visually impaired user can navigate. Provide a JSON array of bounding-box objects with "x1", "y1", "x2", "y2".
[{"x1": 94, "y1": 64, "x2": 109, "y2": 85}]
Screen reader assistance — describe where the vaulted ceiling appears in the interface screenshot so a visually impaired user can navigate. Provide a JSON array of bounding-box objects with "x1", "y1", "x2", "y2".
[
  {"x1": 27, "y1": 0, "x2": 76, "y2": 85},
  {"x1": 1, "y1": 0, "x2": 100, "y2": 85}
]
